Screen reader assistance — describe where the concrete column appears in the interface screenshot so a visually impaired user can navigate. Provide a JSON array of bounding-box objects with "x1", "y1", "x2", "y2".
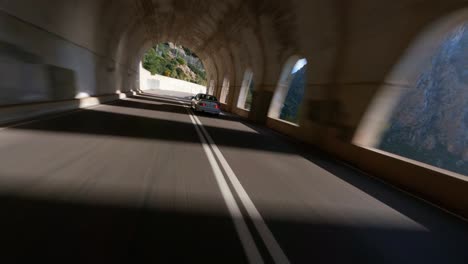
[{"x1": 249, "y1": 86, "x2": 274, "y2": 124}]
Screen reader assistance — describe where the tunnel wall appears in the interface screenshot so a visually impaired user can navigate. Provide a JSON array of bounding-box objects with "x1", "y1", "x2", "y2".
[
  {"x1": 200, "y1": 0, "x2": 468, "y2": 219},
  {"x1": 256, "y1": 0, "x2": 468, "y2": 219},
  {"x1": 0, "y1": 3, "x2": 137, "y2": 108}
]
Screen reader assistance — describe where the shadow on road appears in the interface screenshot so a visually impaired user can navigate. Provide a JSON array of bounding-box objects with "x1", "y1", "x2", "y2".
[
  {"x1": 1, "y1": 190, "x2": 468, "y2": 263},
  {"x1": 12, "y1": 98, "x2": 298, "y2": 155}
]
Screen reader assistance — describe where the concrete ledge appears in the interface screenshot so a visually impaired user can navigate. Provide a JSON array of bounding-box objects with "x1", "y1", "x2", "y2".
[
  {"x1": 232, "y1": 107, "x2": 250, "y2": 118},
  {"x1": 321, "y1": 137, "x2": 468, "y2": 220},
  {"x1": 220, "y1": 103, "x2": 230, "y2": 112},
  {"x1": 266, "y1": 117, "x2": 301, "y2": 138},
  {"x1": 0, "y1": 91, "x2": 136, "y2": 126}
]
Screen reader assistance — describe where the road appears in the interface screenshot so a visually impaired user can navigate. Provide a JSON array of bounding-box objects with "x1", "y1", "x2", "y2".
[{"x1": 0, "y1": 90, "x2": 468, "y2": 263}]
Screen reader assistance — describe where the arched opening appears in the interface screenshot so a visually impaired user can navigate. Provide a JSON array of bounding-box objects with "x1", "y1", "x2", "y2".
[
  {"x1": 268, "y1": 56, "x2": 307, "y2": 124},
  {"x1": 220, "y1": 76, "x2": 230, "y2": 104},
  {"x1": 237, "y1": 69, "x2": 255, "y2": 110},
  {"x1": 139, "y1": 42, "x2": 207, "y2": 94},
  {"x1": 354, "y1": 15, "x2": 468, "y2": 176}
]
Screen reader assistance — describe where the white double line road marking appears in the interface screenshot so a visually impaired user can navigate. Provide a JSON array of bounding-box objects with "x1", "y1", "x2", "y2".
[
  {"x1": 187, "y1": 111, "x2": 263, "y2": 263},
  {"x1": 187, "y1": 108, "x2": 290, "y2": 264}
]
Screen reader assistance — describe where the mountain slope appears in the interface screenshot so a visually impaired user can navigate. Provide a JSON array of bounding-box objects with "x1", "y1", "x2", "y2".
[
  {"x1": 143, "y1": 43, "x2": 207, "y2": 86},
  {"x1": 379, "y1": 24, "x2": 468, "y2": 176}
]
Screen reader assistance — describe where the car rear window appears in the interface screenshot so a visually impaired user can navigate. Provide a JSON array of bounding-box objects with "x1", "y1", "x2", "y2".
[{"x1": 199, "y1": 94, "x2": 218, "y2": 101}]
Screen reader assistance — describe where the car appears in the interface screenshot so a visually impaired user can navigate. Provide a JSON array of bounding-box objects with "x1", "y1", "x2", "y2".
[{"x1": 191, "y1": 93, "x2": 221, "y2": 115}]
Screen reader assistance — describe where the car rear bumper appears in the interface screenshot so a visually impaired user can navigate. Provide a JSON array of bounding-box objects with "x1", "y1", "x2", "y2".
[{"x1": 195, "y1": 105, "x2": 221, "y2": 114}]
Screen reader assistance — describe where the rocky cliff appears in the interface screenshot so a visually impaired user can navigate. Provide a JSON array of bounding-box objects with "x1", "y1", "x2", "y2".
[
  {"x1": 143, "y1": 43, "x2": 207, "y2": 86},
  {"x1": 380, "y1": 24, "x2": 468, "y2": 176}
]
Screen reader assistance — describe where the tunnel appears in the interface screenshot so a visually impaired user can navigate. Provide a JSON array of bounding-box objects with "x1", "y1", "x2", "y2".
[{"x1": 1, "y1": 1, "x2": 468, "y2": 263}]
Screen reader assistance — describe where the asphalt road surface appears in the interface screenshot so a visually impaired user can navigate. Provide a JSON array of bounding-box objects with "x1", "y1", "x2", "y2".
[{"x1": 1, "y1": 90, "x2": 468, "y2": 263}]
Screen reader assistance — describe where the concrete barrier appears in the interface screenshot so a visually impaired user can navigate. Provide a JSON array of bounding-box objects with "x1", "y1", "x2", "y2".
[
  {"x1": 0, "y1": 92, "x2": 134, "y2": 126},
  {"x1": 139, "y1": 63, "x2": 207, "y2": 95}
]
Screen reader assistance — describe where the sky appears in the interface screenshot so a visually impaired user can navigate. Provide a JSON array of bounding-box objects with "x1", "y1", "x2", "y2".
[{"x1": 292, "y1": 59, "x2": 307, "y2": 74}]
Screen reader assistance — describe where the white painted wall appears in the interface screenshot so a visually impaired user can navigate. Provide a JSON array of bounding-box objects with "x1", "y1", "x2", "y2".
[{"x1": 139, "y1": 63, "x2": 207, "y2": 95}]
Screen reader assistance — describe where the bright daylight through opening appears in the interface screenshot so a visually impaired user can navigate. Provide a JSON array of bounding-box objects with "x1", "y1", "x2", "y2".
[{"x1": 139, "y1": 43, "x2": 208, "y2": 95}]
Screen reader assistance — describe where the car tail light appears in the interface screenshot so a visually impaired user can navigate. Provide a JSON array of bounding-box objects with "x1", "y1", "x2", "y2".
[
  {"x1": 199, "y1": 102, "x2": 206, "y2": 107},
  {"x1": 215, "y1": 104, "x2": 219, "y2": 109}
]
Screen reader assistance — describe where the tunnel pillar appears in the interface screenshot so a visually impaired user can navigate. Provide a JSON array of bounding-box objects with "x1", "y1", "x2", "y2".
[{"x1": 249, "y1": 89, "x2": 273, "y2": 124}]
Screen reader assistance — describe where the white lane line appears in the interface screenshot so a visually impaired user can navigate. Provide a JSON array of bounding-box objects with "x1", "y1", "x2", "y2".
[
  {"x1": 190, "y1": 111, "x2": 291, "y2": 264},
  {"x1": 186, "y1": 110, "x2": 264, "y2": 264}
]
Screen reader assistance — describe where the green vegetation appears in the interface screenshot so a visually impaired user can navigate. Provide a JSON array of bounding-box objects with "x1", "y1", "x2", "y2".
[
  {"x1": 280, "y1": 66, "x2": 306, "y2": 124},
  {"x1": 244, "y1": 80, "x2": 254, "y2": 110},
  {"x1": 142, "y1": 43, "x2": 207, "y2": 86},
  {"x1": 176, "y1": 57, "x2": 186, "y2": 65}
]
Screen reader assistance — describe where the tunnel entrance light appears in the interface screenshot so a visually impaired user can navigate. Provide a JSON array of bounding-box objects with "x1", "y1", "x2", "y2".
[{"x1": 75, "y1": 92, "x2": 90, "y2": 99}]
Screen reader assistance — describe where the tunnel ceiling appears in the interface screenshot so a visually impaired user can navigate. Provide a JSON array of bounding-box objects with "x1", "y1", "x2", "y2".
[
  {"x1": 134, "y1": 0, "x2": 297, "y2": 46},
  {"x1": 134, "y1": 0, "x2": 298, "y2": 65}
]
